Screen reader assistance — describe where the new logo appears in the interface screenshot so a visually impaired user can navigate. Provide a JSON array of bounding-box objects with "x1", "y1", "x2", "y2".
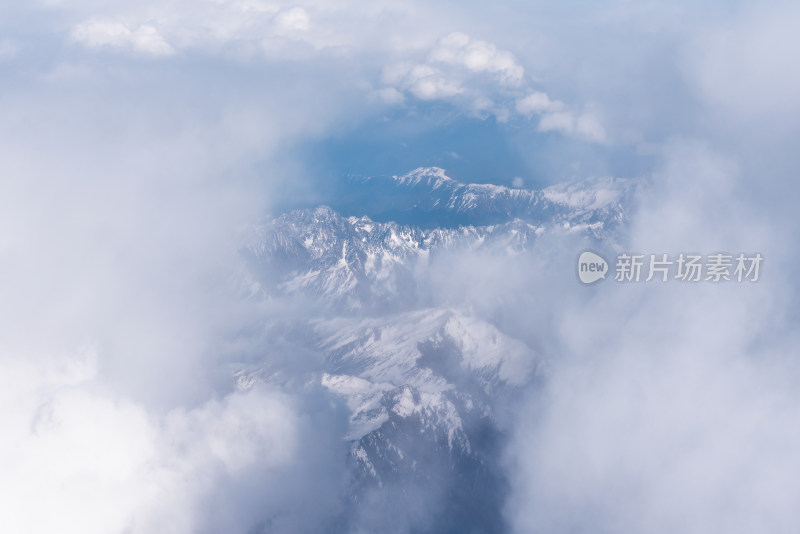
[{"x1": 578, "y1": 251, "x2": 608, "y2": 284}]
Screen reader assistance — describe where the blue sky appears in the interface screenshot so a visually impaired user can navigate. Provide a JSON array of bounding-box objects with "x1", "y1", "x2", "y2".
[{"x1": 297, "y1": 109, "x2": 657, "y2": 188}]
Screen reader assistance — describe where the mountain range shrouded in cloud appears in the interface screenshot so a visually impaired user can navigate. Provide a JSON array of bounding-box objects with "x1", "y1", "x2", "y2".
[{"x1": 2, "y1": 1, "x2": 800, "y2": 533}]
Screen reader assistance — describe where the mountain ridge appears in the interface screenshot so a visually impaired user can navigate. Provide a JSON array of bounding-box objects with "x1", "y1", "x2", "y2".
[{"x1": 334, "y1": 166, "x2": 638, "y2": 228}]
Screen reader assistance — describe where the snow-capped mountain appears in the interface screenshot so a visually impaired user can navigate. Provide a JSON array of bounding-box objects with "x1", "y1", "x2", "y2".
[
  {"x1": 240, "y1": 205, "x2": 542, "y2": 309},
  {"x1": 317, "y1": 308, "x2": 537, "y2": 439},
  {"x1": 234, "y1": 167, "x2": 637, "y2": 532},
  {"x1": 333, "y1": 166, "x2": 638, "y2": 228},
  {"x1": 235, "y1": 307, "x2": 538, "y2": 533},
  {"x1": 240, "y1": 167, "x2": 636, "y2": 310}
]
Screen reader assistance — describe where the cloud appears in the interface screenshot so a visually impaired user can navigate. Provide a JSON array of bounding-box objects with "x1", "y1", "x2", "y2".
[
  {"x1": 515, "y1": 91, "x2": 564, "y2": 115},
  {"x1": 62, "y1": 1, "x2": 405, "y2": 59},
  {"x1": 0, "y1": 345, "x2": 345, "y2": 533},
  {"x1": 62, "y1": 2, "x2": 608, "y2": 141},
  {"x1": 275, "y1": 6, "x2": 310, "y2": 32},
  {"x1": 537, "y1": 110, "x2": 607, "y2": 143},
  {"x1": 0, "y1": 24, "x2": 368, "y2": 531},
  {"x1": 379, "y1": 31, "x2": 607, "y2": 137},
  {"x1": 385, "y1": 62, "x2": 464, "y2": 100},
  {"x1": 501, "y1": 0, "x2": 800, "y2": 520},
  {"x1": 380, "y1": 32, "x2": 526, "y2": 118},
  {"x1": 428, "y1": 31, "x2": 524, "y2": 85},
  {"x1": 689, "y1": 2, "x2": 800, "y2": 125},
  {"x1": 71, "y1": 20, "x2": 174, "y2": 56},
  {"x1": 373, "y1": 86, "x2": 405, "y2": 104}
]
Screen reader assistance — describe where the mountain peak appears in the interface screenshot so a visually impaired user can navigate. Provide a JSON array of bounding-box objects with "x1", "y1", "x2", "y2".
[{"x1": 392, "y1": 167, "x2": 453, "y2": 188}]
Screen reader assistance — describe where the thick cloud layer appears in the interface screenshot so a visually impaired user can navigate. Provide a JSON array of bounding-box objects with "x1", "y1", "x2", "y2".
[
  {"x1": 505, "y1": 143, "x2": 800, "y2": 533},
  {"x1": 502, "y1": 2, "x2": 800, "y2": 530}
]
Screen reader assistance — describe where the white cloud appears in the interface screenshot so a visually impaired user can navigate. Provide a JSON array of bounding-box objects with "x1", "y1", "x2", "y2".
[
  {"x1": 515, "y1": 91, "x2": 564, "y2": 115},
  {"x1": 64, "y1": 1, "x2": 411, "y2": 60},
  {"x1": 381, "y1": 32, "x2": 526, "y2": 117},
  {"x1": 0, "y1": 345, "x2": 313, "y2": 534},
  {"x1": 275, "y1": 6, "x2": 310, "y2": 32},
  {"x1": 538, "y1": 110, "x2": 607, "y2": 142},
  {"x1": 71, "y1": 20, "x2": 174, "y2": 56},
  {"x1": 690, "y1": 3, "x2": 800, "y2": 124},
  {"x1": 0, "y1": 34, "x2": 372, "y2": 528},
  {"x1": 380, "y1": 31, "x2": 606, "y2": 138},
  {"x1": 405, "y1": 63, "x2": 463, "y2": 99},
  {"x1": 62, "y1": 3, "x2": 608, "y2": 141},
  {"x1": 374, "y1": 86, "x2": 405, "y2": 105},
  {"x1": 428, "y1": 31, "x2": 524, "y2": 85},
  {"x1": 537, "y1": 110, "x2": 574, "y2": 133},
  {"x1": 505, "y1": 140, "x2": 796, "y2": 534},
  {"x1": 576, "y1": 112, "x2": 607, "y2": 142}
]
